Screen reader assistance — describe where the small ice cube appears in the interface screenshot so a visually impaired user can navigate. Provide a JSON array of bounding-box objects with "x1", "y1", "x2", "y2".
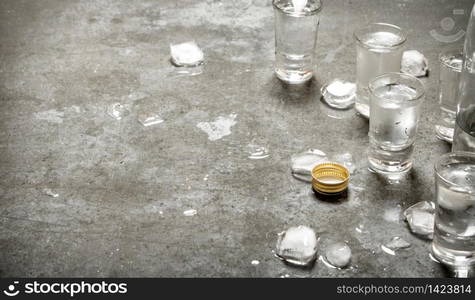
[
  {"x1": 291, "y1": 149, "x2": 327, "y2": 182},
  {"x1": 183, "y1": 209, "x2": 197, "y2": 216},
  {"x1": 325, "y1": 242, "x2": 352, "y2": 268},
  {"x1": 275, "y1": 225, "x2": 318, "y2": 266},
  {"x1": 292, "y1": 0, "x2": 307, "y2": 12},
  {"x1": 137, "y1": 113, "x2": 164, "y2": 127},
  {"x1": 106, "y1": 103, "x2": 129, "y2": 120},
  {"x1": 43, "y1": 188, "x2": 59, "y2": 198},
  {"x1": 381, "y1": 236, "x2": 411, "y2": 255},
  {"x1": 170, "y1": 41, "x2": 204, "y2": 67},
  {"x1": 401, "y1": 50, "x2": 428, "y2": 77},
  {"x1": 403, "y1": 201, "x2": 435, "y2": 238},
  {"x1": 321, "y1": 79, "x2": 356, "y2": 109}
]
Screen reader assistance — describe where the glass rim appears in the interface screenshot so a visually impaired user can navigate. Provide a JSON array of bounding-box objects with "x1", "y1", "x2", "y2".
[
  {"x1": 434, "y1": 151, "x2": 475, "y2": 190},
  {"x1": 272, "y1": 0, "x2": 323, "y2": 16},
  {"x1": 368, "y1": 72, "x2": 425, "y2": 102},
  {"x1": 353, "y1": 23, "x2": 406, "y2": 50}
]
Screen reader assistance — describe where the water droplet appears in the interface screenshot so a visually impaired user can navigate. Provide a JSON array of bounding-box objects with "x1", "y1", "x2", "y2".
[
  {"x1": 106, "y1": 103, "x2": 129, "y2": 120},
  {"x1": 43, "y1": 188, "x2": 59, "y2": 198},
  {"x1": 251, "y1": 260, "x2": 260, "y2": 265},
  {"x1": 183, "y1": 209, "x2": 197, "y2": 216},
  {"x1": 137, "y1": 113, "x2": 164, "y2": 127},
  {"x1": 247, "y1": 144, "x2": 269, "y2": 160}
]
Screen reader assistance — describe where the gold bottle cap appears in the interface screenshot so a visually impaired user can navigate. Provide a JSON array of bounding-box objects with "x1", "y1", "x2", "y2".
[{"x1": 311, "y1": 163, "x2": 350, "y2": 195}]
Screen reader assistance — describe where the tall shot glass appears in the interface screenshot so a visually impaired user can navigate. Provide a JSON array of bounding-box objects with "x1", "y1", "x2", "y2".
[
  {"x1": 273, "y1": 0, "x2": 322, "y2": 84},
  {"x1": 367, "y1": 73, "x2": 425, "y2": 174},
  {"x1": 435, "y1": 49, "x2": 463, "y2": 143},
  {"x1": 432, "y1": 152, "x2": 475, "y2": 273},
  {"x1": 354, "y1": 23, "x2": 406, "y2": 118}
]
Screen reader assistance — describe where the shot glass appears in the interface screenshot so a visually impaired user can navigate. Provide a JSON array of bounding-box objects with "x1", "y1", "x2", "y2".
[
  {"x1": 367, "y1": 73, "x2": 425, "y2": 174},
  {"x1": 354, "y1": 23, "x2": 406, "y2": 118},
  {"x1": 435, "y1": 50, "x2": 463, "y2": 143},
  {"x1": 273, "y1": 0, "x2": 322, "y2": 84},
  {"x1": 432, "y1": 152, "x2": 475, "y2": 272}
]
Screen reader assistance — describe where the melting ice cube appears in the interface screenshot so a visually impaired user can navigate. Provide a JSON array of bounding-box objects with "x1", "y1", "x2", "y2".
[
  {"x1": 321, "y1": 79, "x2": 356, "y2": 110},
  {"x1": 291, "y1": 149, "x2": 327, "y2": 182},
  {"x1": 403, "y1": 201, "x2": 435, "y2": 238},
  {"x1": 381, "y1": 236, "x2": 411, "y2": 256},
  {"x1": 170, "y1": 41, "x2": 204, "y2": 67},
  {"x1": 401, "y1": 50, "x2": 428, "y2": 77},
  {"x1": 275, "y1": 225, "x2": 318, "y2": 266},
  {"x1": 324, "y1": 242, "x2": 352, "y2": 268},
  {"x1": 106, "y1": 103, "x2": 129, "y2": 120}
]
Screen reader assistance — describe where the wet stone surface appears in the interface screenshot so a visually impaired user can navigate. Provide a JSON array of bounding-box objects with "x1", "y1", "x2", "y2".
[{"x1": 0, "y1": 0, "x2": 472, "y2": 277}]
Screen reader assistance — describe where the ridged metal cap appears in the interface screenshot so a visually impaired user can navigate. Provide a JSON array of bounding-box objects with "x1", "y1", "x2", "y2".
[{"x1": 311, "y1": 163, "x2": 350, "y2": 195}]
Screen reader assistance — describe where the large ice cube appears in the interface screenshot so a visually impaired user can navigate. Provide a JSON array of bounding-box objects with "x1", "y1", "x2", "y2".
[
  {"x1": 401, "y1": 50, "x2": 428, "y2": 77},
  {"x1": 170, "y1": 41, "x2": 204, "y2": 67},
  {"x1": 403, "y1": 201, "x2": 435, "y2": 238},
  {"x1": 324, "y1": 242, "x2": 351, "y2": 268},
  {"x1": 275, "y1": 225, "x2": 318, "y2": 266}
]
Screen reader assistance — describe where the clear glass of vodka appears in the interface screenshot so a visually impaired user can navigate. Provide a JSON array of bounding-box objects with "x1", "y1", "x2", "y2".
[
  {"x1": 273, "y1": 0, "x2": 322, "y2": 84},
  {"x1": 367, "y1": 73, "x2": 425, "y2": 174},
  {"x1": 436, "y1": 49, "x2": 463, "y2": 143},
  {"x1": 354, "y1": 23, "x2": 406, "y2": 118},
  {"x1": 432, "y1": 152, "x2": 475, "y2": 274}
]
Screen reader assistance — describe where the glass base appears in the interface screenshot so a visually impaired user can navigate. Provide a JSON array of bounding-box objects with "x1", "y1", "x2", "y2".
[
  {"x1": 435, "y1": 125, "x2": 454, "y2": 143},
  {"x1": 355, "y1": 102, "x2": 369, "y2": 118},
  {"x1": 368, "y1": 145, "x2": 413, "y2": 174},
  {"x1": 432, "y1": 243, "x2": 475, "y2": 269},
  {"x1": 275, "y1": 69, "x2": 313, "y2": 84}
]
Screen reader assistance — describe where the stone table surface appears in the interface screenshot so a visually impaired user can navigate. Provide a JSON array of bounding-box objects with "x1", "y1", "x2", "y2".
[{"x1": 0, "y1": 0, "x2": 473, "y2": 277}]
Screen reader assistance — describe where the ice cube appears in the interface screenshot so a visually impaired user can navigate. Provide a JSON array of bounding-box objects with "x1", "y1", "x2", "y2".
[
  {"x1": 381, "y1": 236, "x2": 411, "y2": 255},
  {"x1": 137, "y1": 113, "x2": 164, "y2": 127},
  {"x1": 324, "y1": 242, "x2": 352, "y2": 268},
  {"x1": 437, "y1": 185, "x2": 474, "y2": 211},
  {"x1": 106, "y1": 103, "x2": 129, "y2": 120},
  {"x1": 321, "y1": 79, "x2": 356, "y2": 110},
  {"x1": 292, "y1": 0, "x2": 308, "y2": 12},
  {"x1": 403, "y1": 201, "x2": 435, "y2": 238},
  {"x1": 170, "y1": 41, "x2": 204, "y2": 67},
  {"x1": 275, "y1": 225, "x2": 318, "y2": 266},
  {"x1": 401, "y1": 50, "x2": 428, "y2": 77},
  {"x1": 291, "y1": 149, "x2": 327, "y2": 182}
]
